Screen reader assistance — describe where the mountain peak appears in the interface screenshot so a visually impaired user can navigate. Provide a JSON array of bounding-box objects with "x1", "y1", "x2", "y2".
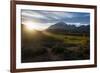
[
  {"x1": 48, "y1": 22, "x2": 67, "y2": 30},
  {"x1": 55, "y1": 22, "x2": 67, "y2": 25}
]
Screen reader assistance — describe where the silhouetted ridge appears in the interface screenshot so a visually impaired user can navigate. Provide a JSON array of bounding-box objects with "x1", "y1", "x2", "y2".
[
  {"x1": 46, "y1": 22, "x2": 90, "y2": 36},
  {"x1": 48, "y1": 22, "x2": 68, "y2": 30}
]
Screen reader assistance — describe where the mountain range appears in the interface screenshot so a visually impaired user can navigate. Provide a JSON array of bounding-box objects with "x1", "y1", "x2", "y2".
[{"x1": 46, "y1": 22, "x2": 90, "y2": 36}]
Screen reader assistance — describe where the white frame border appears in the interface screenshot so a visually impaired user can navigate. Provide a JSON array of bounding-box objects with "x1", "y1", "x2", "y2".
[{"x1": 16, "y1": 4, "x2": 95, "y2": 69}]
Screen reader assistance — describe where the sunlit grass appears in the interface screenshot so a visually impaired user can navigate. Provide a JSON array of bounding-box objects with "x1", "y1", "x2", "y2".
[{"x1": 42, "y1": 31, "x2": 89, "y2": 46}]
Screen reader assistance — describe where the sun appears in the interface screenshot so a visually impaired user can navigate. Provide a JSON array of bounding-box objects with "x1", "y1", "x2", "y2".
[
  {"x1": 26, "y1": 23, "x2": 36, "y2": 30},
  {"x1": 25, "y1": 22, "x2": 39, "y2": 30},
  {"x1": 24, "y1": 21, "x2": 47, "y2": 31}
]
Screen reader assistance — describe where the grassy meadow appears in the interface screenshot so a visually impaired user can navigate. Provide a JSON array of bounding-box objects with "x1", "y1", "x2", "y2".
[{"x1": 21, "y1": 25, "x2": 90, "y2": 63}]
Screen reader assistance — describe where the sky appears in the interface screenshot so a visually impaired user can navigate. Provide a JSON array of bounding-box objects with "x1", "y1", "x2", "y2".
[{"x1": 21, "y1": 9, "x2": 90, "y2": 30}]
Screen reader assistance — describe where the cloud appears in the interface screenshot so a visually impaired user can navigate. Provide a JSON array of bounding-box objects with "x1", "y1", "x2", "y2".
[
  {"x1": 21, "y1": 9, "x2": 90, "y2": 25},
  {"x1": 21, "y1": 10, "x2": 47, "y2": 19},
  {"x1": 65, "y1": 22, "x2": 89, "y2": 26},
  {"x1": 21, "y1": 10, "x2": 76, "y2": 21}
]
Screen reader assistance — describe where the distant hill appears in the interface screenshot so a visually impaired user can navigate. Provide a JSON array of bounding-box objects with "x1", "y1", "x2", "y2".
[
  {"x1": 48, "y1": 22, "x2": 76, "y2": 30},
  {"x1": 48, "y1": 22, "x2": 68, "y2": 30},
  {"x1": 46, "y1": 22, "x2": 90, "y2": 36}
]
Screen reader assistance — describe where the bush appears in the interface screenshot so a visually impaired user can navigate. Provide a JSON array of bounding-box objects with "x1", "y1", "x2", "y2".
[{"x1": 52, "y1": 46, "x2": 65, "y2": 54}]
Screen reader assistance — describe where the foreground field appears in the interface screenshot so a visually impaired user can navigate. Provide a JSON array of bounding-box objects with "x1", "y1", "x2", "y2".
[{"x1": 21, "y1": 30, "x2": 90, "y2": 63}]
